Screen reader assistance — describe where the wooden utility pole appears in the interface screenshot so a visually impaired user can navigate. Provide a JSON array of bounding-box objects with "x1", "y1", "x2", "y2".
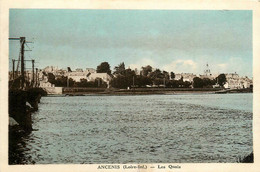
[
  {"x1": 35, "y1": 68, "x2": 38, "y2": 87},
  {"x1": 32, "y1": 60, "x2": 35, "y2": 87},
  {"x1": 20, "y1": 37, "x2": 26, "y2": 89},
  {"x1": 132, "y1": 76, "x2": 135, "y2": 90},
  {"x1": 12, "y1": 59, "x2": 15, "y2": 80},
  {"x1": 9, "y1": 37, "x2": 33, "y2": 89},
  {"x1": 37, "y1": 71, "x2": 40, "y2": 87}
]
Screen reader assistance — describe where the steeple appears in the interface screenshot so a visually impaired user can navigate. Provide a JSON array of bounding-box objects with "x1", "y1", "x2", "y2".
[{"x1": 204, "y1": 63, "x2": 211, "y2": 76}]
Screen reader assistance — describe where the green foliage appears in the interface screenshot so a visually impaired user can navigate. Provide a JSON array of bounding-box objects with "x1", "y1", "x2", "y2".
[
  {"x1": 135, "y1": 75, "x2": 152, "y2": 87},
  {"x1": 217, "y1": 73, "x2": 227, "y2": 87},
  {"x1": 202, "y1": 78, "x2": 213, "y2": 88},
  {"x1": 110, "y1": 75, "x2": 129, "y2": 89},
  {"x1": 54, "y1": 76, "x2": 68, "y2": 87},
  {"x1": 96, "y1": 62, "x2": 111, "y2": 74},
  {"x1": 111, "y1": 68, "x2": 136, "y2": 89},
  {"x1": 193, "y1": 77, "x2": 216, "y2": 88},
  {"x1": 166, "y1": 80, "x2": 179, "y2": 88},
  {"x1": 52, "y1": 77, "x2": 107, "y2": 88},
  {"x1": 47, "y1": 73, "x2": 56, "y2": 84},
  {"x1": 73, "y1": 79, "x2": 89, "y2": 87},
  {"x1": 193, "y1": 77, "x2": 204, "y2": 88},
  {"x1": 141, "y1": 65, "x2": 152, "y2": 76},
  {"x1": 149, "y1": 69, "x2": 164, "y2": 79},
  {"x1": 183, "y1": 81, "x2": 192, "y2": 88},
  {"x1": 153, "y1": 78, "x2": 164, "y2": 86},
  {"x1": 113, "y1": 62, "x2": 125, "y2": 75},
  {"x1": 163, "y1": 71, "x2": 170, "y2": 80},
  {"x1": 170, "y1": 72, "x2": 175, "y2": 80}
]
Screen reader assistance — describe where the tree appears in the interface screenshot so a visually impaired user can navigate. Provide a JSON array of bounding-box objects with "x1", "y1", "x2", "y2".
[
  {"x1": 202, "y1": 78, "x2": 213, "y2": 88},
  {"x1": 124, "y1": 68, "x2": 136, "y2": 78},
  {"x1": 141, "y1": 65, "x2": 152, "y2": 76},
  {"x1": 113, "y1": 62, "x2": 125, "y2": 75},
  {"x1": 96, "y1": 62, "x2": 111, "y2": 74},
  {"x1": 111, "y1": 75, "x2": 128, "y2": 89},
  {"x1": 153, "y1": 78, "x2": 164, "y2": 86},
  {"x1": 217, "y1": 74, "x2": 227, "y2": 87},
  {"x1": 68, "y1": 78, "x2": 75, "y2": 87},
  {"x1": 47, "y1": 73, "x2": 56, "y2": 84},
  {"x1": 149, "y1": 69, "x2": 164, "y2": 79},
  {"x1": 177, "y1": 77, "x2": 185, "y2": 87},
  {"x1": 183, "y1": 81, "x2": 192, "y2": 88},
  {"x1": 162, "y1": 71, "x2": 170, "y2": 80},
  {"x1": 135, "y1": 75, "x2": 152, "y2": 87},
  {"x1": 110, "y1": 68, "x2": 136, "y2": 89},
  {"x1": 74, "y1": 79, "x2": 89, "y2": 87},
  {"x1": 166, "y1": 80, "x2": 179, "y2": 88},
  {"x1": 54, "y1": 76, "x2": 74, "y2": 87},
  {"x1": 170, "y1": 72, "x2": 175, "y2": 80},
  {"x1": 193, "y1": 77, "x2": 204, "y2": 88}
]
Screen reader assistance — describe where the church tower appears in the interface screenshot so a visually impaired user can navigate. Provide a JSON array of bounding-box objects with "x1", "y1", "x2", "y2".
[{"x1": 204, "y1": 63, "x2": 211, "y2": 76}]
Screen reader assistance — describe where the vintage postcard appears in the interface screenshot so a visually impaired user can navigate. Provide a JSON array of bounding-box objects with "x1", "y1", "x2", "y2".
[{"x1": 0, "y1": 0, "x2": 260, "y2": 172}]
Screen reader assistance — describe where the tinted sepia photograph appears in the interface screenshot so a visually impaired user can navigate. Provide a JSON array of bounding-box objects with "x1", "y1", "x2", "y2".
[{"x1": 7, "y1": 9, "x2": 254, "y2": 166}]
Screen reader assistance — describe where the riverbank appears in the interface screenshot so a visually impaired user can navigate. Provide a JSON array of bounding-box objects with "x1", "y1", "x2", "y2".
[{"x1": 60, "y1": 87, "x2": 252, "y2": 96}]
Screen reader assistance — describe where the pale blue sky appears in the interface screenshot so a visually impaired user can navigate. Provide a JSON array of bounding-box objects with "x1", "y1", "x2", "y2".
[{"x1": 9, "y1": 10, "x2": 252, "y2": 77}]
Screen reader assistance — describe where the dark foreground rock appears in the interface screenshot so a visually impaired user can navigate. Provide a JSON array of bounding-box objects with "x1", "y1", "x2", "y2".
[
  {"x1": 240, "y1": 152, "x2": 254, "y2": 163},
  {"x1": 9, "y1": 87, "x2": 47, "y2": 164}
]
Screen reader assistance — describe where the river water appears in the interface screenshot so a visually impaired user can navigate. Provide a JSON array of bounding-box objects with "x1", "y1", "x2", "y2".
[{"x1": 14, "y1": 93, "x2": 253, "y2": 164}]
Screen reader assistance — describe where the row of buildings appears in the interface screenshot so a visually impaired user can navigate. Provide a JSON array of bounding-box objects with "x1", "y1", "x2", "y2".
[
  {"x1": 39, "y1": 66, "x2": 111, "y2": 88},
  {"x1": 38, "y1": 65, "x2": 253, "y2": 89}
]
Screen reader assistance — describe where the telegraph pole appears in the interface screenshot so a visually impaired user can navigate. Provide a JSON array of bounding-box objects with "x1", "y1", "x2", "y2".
[
  {"x1": 9, "y1": 37, "x2": 33, "y2": 89},
  {"x1": 32, "y1": 60, "x2": 35, "y2": 87},
  {"x1": 35, "y1": 68, "x2": 38, "y2": 87},
  {"x1": 20, "y1": 37, "x2": 26, "y2": 89},
  {"x1": 12, "y1": 59, "x2": 15, "y2": 80}
]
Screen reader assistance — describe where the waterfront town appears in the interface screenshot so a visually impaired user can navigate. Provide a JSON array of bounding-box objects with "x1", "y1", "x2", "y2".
[
  {"x1": 9, "y1": 61, "x2": 253, "y2": 94},
  {"x1": 8, "y1": 60, "x2": 254, "y2": 164},
  {"x1": 6, "y1": 9, "x2": 254, "y2": 166}
]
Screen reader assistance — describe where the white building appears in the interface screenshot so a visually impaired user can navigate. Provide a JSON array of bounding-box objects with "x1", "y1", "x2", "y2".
[
  {"x1": 43, "y1": 66, "x2": 58, "y2": 73},
  {"x1": 199, "y1": 63, "x2": 218, "y2": 80},
  {"x1": 199, "y1": 74, "x2": 217, "y2": 80},
  {"x1": 224, "y1": 73, "x2": 252, "y2": 89},
  {"x1": 175, "y1": 73, "x2": 197, "y2": 82},
  {"x1": 65, "y1": 67, "x2": 97, "y2": 82},
  {"x1": 66, "y1": 71, "x2": 89, "y2": 82},
  {"x1": 87, "y1": 73, "x2": 112, "y2": 83},
  {"x1": 75, "y1": 68, "x2": 83, "y2": 72},
  {"x1": 85, "y1": 68, "x2": 96, "y2": 73}
]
